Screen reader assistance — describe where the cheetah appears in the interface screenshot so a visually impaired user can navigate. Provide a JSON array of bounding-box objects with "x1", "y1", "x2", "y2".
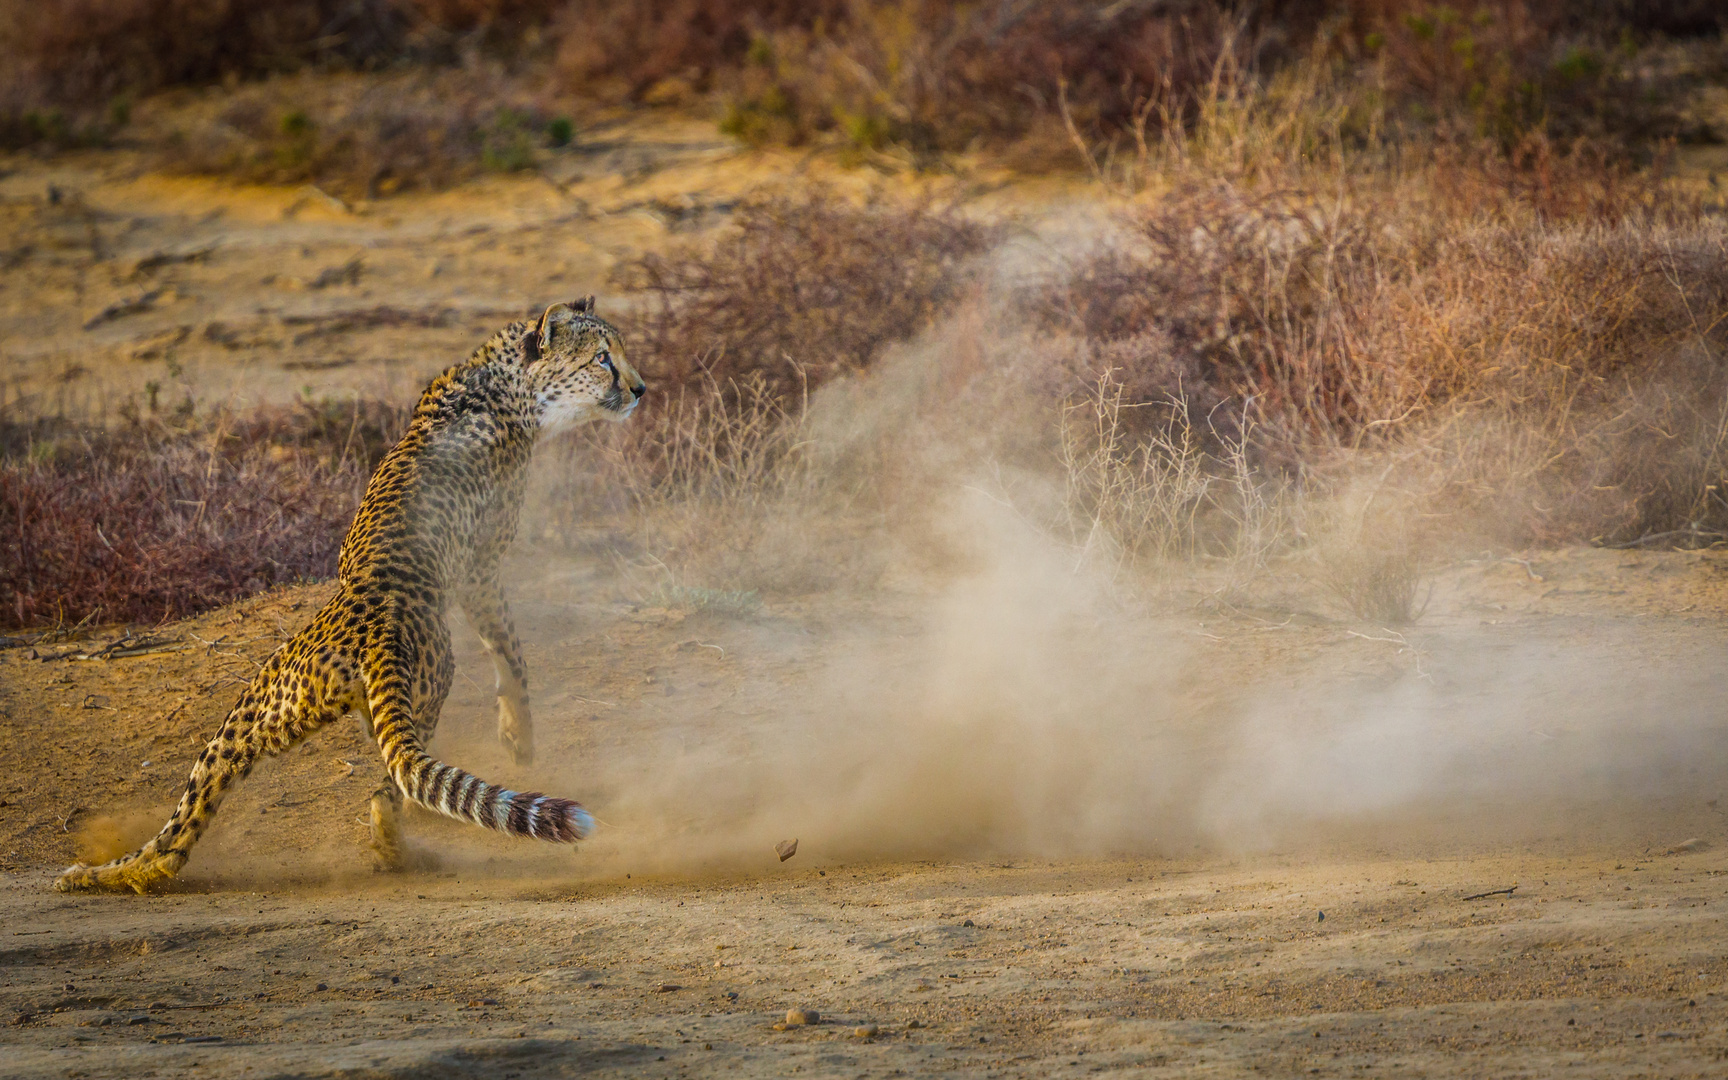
[{"x1": 55, "y1": 298, "x2": 646, "y2": 893}]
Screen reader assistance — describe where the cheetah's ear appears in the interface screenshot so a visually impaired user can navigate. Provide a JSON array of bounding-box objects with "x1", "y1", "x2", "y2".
[
  {"x1": 570, "y1": 295, "x2": 596, "y2": 316},
  {"x1": 527, "y1": 302, "x2": 569, "y2": 364}
]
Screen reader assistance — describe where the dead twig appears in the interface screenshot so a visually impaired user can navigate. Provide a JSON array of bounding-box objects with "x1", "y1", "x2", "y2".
[{"x1": 1462, "y1": 886, "x2": 1517, "y2": 901}]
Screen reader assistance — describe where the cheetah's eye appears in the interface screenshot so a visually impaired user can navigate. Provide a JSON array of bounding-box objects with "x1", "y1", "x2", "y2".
[{"x1": 595, "y1": 350, "x2": 614, "y2": 372}]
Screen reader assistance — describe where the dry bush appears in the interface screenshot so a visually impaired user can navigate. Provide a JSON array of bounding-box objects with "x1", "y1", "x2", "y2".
[
  {"x1": 1037, "y1": 120, "x2": 1728, "y2": 545},
  {"x1": 0, "y1": 0, "x2": 423, "y2": 147},
  {"x1": 1299, "y1": 470, "x2": 1432, "y2": 623},
  {"x1": 613, "y1": 192, "x2": 995, "y2": 398},
  {"x1": 1056, "y1": 369, "x2": 1287, "y2": 591},
  {"x1": 1337, "y1": 0, "x2": 1722, "y2": 148},
  {"x1": 552, "y1": 0, "x2": 847, "y2": 103},
  {"x1": 551, "y1": 1, "x2": 1718, "y2": 165},
  {"x1": 163, "y1": 70, "x2": 561, "y2": 198},
  {"x1": 1314, "y1": 539, "x2": 1427, "y2": 623},
  {"x1": 553, "y1": 1, "x2": 1343, "y2": 159},
  {"x1": 0, "y1": 399, "x2": 405, "y2": 630}
]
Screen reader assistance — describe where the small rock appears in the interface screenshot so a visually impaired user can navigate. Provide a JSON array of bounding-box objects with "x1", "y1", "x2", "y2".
[
  {"x1": 962, "y1": 919, "x2": 974, "y2": 927},
  {"x1": 775, "y1": 839, "x2": 798, "y2": 862},
  {"x1": 770, "y1": 1022, "x2": 788, "y2": 1032},
  {"x1": 906, "y1": 1019, "x2": 924, "y2": 1029},
  {"x1": 656, "y1": 984, "x2": 682, "y2": 993},
  {"x1": 315, "y1": 984, "x2": 328, "y2": 992},
  {"x1": 852, "y1": 1023, "x2": 879, "y2": 1038},
  {"x1": 785, "y1": 1008, "x2": 819, "y2": 1026},
  {"x1": 1317, "y1": 911, "x2": 1325, "y2": 922},
  {"x1": 125, "y1": 1016, "x2": 150, "y2": 1026}
]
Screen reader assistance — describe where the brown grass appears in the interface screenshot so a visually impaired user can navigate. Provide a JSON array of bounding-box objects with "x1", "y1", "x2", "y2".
[{"x1": 0, "y1": 399, "x2": 404, "y2": 630}]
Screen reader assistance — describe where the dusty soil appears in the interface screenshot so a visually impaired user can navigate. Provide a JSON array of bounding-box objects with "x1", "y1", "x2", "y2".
[
  {"x1": 4, "y1": 543, "x2": 1728, "y2": 1078},
  {"x1": 7, "y1": 108, "x2": 1728, "y2": 1078}
]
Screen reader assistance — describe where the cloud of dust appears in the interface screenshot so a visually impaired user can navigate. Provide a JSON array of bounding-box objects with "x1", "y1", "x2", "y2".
[
  {"x1": 510, "y1": 327, "x2": 1728, "y2": 879},
  {"x1": 447, "y1": 223, "x2": 1728, "y2": 882}
]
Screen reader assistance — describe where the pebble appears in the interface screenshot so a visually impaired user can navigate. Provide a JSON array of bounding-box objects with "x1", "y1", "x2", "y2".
[
  {"x1": 656, "y1": 984, "x2": 682, "y2": 993},
  {"x1": 785, "y1": 1008, "x2": 819, "y2": 1026},
  {"x1": 906, "y1": 1019, "x2": 924, "y2": 1029},
  {"x1": 852, "y1": 1024, "x2": 879, "y2": 1038}
]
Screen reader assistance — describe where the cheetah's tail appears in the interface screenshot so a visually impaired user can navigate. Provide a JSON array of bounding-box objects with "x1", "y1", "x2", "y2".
[{"x1": 390, "y1": 747, "x2": 593, "y2": 843}]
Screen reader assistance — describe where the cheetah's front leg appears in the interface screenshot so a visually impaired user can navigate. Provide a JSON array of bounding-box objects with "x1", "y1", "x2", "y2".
[{"x1": 459, "y1": 579, "x2": 534, "y2": 767}]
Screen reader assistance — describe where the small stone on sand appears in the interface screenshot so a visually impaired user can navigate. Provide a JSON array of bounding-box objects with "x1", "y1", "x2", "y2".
[
  {"x1": 853, "y1": 1023, "x2": 879, "y2": 1038},
  {"x1": 775, "y1": 839, "x2": 798, "y2": 862},
  {"x1": 785, "y1": 1008, "x2": 818, "y2": 1026}
]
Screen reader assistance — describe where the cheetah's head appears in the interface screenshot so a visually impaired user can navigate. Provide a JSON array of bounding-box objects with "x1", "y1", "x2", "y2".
[{"x1": 523, "y1": 297, "x2": 645, "y2": 434}]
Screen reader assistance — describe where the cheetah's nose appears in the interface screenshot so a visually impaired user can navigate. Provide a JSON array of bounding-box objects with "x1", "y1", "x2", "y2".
[{"x1": 630, "y1": 382, "x2": 646, "y2": 400}]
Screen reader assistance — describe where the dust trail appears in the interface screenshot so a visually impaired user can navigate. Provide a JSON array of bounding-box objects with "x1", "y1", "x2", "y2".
[
  {"x1": 543, "y1": 484, "x2": 1208, "y2": 875},
  {"x1": 527, "y1": 470, "x2": 1728, "y2": 877},
  {"x1": 462, "y1": 286, "x2": 1728, "y2": 879}
]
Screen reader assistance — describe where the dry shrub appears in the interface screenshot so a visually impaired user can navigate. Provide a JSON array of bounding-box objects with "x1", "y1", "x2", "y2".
[
  {"x1": 1055, "y1": 368, "x2": 1286, "y2": 593},
  {"x1": 551, "y1": 1, "x2": 1719, "y2": 164},
  {"x1": 1043, "y1": 168, "x2": 1728, "y2": 547},
  {"x1": 1314, "y1": 538, "x2": 1427, "y2": 624},
  {"x1": 0, "y1": 399, "x2": 406, "y2": 630},
  {"x1": 553, "y1": 2, "x2": 1338, "y2": 158},
  {"x1": 1338, "y1": 0, "x2": 1722, "y2": 148},
  {"x1": 614, "y1": 192, "x2": 995, "y2": 397},
  {"x1": 552, "y1": 0, "x2": 846, "y2": 102},
  {"x1": 0, "y1": 0, "x2": 421, "y2": 147},
  {"x1": 164, "y1": 70, "x2": 558, "y2": 198}
]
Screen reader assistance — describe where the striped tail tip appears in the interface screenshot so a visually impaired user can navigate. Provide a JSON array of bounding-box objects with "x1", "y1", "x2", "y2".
[{"x1": 505, "y1": 792, "x2": 593, "y2": 843}]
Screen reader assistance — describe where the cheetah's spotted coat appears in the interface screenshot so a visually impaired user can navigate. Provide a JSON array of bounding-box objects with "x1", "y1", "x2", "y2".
[{"x1": 55, "y1": 298, "x2": 645, "y2": 893}]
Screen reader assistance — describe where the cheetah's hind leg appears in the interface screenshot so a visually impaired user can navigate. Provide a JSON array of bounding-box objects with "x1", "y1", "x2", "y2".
[
  {"x1": 55, "y1": 624, "x2": 351, "y2": 894},
  {"x1": 54, "y1": 844, "x2": 187, "y2": 895},
  {"x1": 368, "y1": 784, "x2": 444, "y2": 872}
]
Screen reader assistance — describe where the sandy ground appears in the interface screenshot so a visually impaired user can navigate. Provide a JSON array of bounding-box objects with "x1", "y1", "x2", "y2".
[
  {"x1": 7, "y1": 108, "x2": 1728, "y2": 1078},
  {"x1": 5, "y1": 543, "x2": 1728, "y2": 1078}
]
